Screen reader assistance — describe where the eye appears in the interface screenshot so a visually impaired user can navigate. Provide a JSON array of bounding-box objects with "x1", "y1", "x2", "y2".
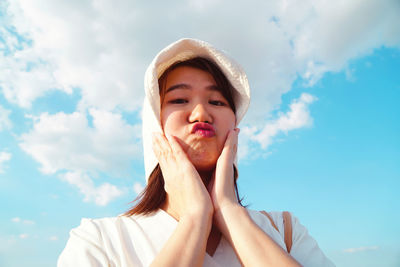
[
  {"x1": 209, "y1": 100, "x2": 227, "y2": 106},
  {"x1": 169, "y1": 98, "x2": 188, "y2": 104}
]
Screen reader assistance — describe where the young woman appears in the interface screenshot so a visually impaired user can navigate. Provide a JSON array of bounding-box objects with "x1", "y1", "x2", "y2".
[{"x1": 58, "y1": 38, "x2": 335, "y2": 267}]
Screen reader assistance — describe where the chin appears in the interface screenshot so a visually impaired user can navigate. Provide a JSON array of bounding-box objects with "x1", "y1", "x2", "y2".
[{"x1": 187, "y1": 150, "x2": 218, "y2": 171}]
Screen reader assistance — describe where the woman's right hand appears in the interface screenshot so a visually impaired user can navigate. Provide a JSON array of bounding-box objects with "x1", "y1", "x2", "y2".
[
  {"x1": 150, "y1": 132, "x2": 213, "y2": 267},
  {"x1": 152, "y1": 132, "x2": 214, "y2": 221}
]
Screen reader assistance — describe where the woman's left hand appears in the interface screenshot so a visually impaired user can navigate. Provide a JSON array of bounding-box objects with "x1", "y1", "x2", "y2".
[
  {"x1": 209, "y1": 129, "x2": 301, "y2": 267},
  {"x1": 208, "y1": 128, "x2": 240, "y2": 217}
]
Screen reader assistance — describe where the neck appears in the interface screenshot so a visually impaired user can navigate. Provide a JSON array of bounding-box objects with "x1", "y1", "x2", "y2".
[{"x1": 198, "y1": 168, "x2": 214, "y2": 188}]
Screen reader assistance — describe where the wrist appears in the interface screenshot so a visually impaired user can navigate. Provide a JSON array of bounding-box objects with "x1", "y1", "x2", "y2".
[
  {"x1": 214, "y1": 200, "x2": 241, "y2": 217},
  {"x1": 213, "y1": 203, "x2": 244, "y2": 229},
  {"x1": 182, "y1": 204, "x2": 213, "y2": 222},
  {"x1": 181, "y1": 209, "x2": 213, "y2": 233}
]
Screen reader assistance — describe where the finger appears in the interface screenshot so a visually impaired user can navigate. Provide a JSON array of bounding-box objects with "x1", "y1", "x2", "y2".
[
  {"x1": 152, "y1": 132, "x2": 173, "y2": 162},
  {"x1": 219, "y1": 128, "x2": 239, "y2": 163},
  {"x1": 165, "y1": 133, "x2": 190, "y2": 162},
  {"x1": 151, "y1": 132, "x2": 163, "y2": 162}
]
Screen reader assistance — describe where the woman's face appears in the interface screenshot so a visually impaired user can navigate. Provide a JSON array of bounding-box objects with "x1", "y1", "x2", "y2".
[{"x1": 160, "y1": 66, "x2": 236, "y2": 171}]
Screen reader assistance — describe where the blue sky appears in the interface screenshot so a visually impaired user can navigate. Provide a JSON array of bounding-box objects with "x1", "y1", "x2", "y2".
[{"x1": 1, "y1": 1, "x2": 399, "y2": 266}]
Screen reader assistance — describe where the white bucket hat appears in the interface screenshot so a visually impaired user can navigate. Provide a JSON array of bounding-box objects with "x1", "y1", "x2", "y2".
[{"x1": 142, "y1": 38, "x2": 250, "y2": 181}]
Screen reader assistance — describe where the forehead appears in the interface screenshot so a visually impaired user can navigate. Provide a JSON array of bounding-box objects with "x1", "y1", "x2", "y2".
[
  {"x1": 164, "y1": 66, "x2": 217, "y2": 90},
  {"x1": 163, "y1": 68, "x2": 222, "y2": 98}
]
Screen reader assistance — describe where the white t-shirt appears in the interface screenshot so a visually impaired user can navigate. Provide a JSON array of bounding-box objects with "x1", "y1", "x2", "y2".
[{"x1": 58, "y1": 209, "x2": 335, "y2": 267}]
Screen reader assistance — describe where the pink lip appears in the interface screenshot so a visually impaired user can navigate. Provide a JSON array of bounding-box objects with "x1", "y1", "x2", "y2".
[{"x1": 191, "y1": 122, "x2": 215, "y2": 137}]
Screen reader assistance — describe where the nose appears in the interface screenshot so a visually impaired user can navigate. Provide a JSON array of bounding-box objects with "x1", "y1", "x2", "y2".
[{"x1": 188, "y1": 103, "x2": 213, "y2": 123}]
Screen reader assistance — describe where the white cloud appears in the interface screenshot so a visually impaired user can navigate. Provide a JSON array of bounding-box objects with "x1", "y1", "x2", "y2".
[
  {"x1": 0, "y1": 151, "x2": 12, "y2": 173},
  {"x1": 0, "y1": 50, "x2": 65, "y2": 108},
  {"x1": 1, "y1": 0, "x2": 398, "y2": 115},
  {"x1": 22, "y1": 220, "x2": 35, "y2": 225},
  {"x1": 1, "y1": 0, "x2": 146, "y2": 110},
  {"x1": 1, "y1": 0, "x2": 398, "y2": 130},
  {"x1": 19, "y1": 109, "x2": 141, "y2": 175},
  {"x1": 19, "y1": 234, "x2": 28, "y2": 239},
  {"x1": 49, "y1": 194, "x2": 59, "y2": 199},
  {"x1": 2, "y1": 0, "x2": 399, "y2": 202},
  {"x1": 343, "y1": 246, "x2": 379, "y2": 253},
  {"x1": 254, "y1": 93, "x2": 316, "y2": 149},
  {"x1": 239, "y1": 93, "x2": 316, "y2": 160},
  {"x1": 49, "y1": 235, "x2": 58, "y2": 241},
  {"x1": 275, "y1": 0, "x2": 400, "y2": 85},
  {"x1": 0, "y1": 105, "x2": 12, "y2": 131},
  {"x1": 11, "y1": 217, "x2": 35, "y2": 225},
  {"x1": 19, "y1": 109, "x2": 140, "y2": 205},
  {"x1": 60, "y1": 171, "x2": 125, "y2": 206},
  {"x1": 11, "y1": 217, "x2": 21, "y2": 223},
  {"x1": 133, "y1": 182, "x2": 144, "y2": 195}
]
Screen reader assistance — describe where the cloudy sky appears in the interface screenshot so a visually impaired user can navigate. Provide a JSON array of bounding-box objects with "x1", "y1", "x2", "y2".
[{"x1": 0, "y1": 0, "x2": 399, "y2": 266}]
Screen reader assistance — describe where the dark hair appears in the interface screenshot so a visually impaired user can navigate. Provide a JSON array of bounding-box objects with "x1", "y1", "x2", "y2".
[{"x1": 125, "y1": 57, "x2": 243, "y2": 216}]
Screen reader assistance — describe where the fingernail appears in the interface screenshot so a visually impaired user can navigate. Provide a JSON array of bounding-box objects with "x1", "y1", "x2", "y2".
[{"x1": 235, "y1": 128, "x2": 240, "y2": 133}]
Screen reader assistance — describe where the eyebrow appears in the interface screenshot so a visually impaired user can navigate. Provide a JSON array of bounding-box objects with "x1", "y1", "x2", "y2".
[{"x1": 165, "y1": 83, "x2": 219, "y2": 94}]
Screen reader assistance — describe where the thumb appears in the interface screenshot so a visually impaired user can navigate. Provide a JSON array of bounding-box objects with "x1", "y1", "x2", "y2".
[{"x1": 218, "y1": 128, "x2": 239, "y2": 165}]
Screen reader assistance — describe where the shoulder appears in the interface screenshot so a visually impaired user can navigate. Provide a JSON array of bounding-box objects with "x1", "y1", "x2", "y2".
[
  {"x1": 247, "y1": 209, "x2": 314, "y2": 242},
  {"x1": 247, "y1": 209, "x2": 336, "y2": 267},
  {"x1": 58, "y1": 212, "x2": 172, "y2": 267},
  {"x1": 57, "y1": 217, "x2": 112, "y2": 266},
  {"x1": 67, "y1": 214, "x2": 153, "y2": 246},
  {"x1": 69, "y1": 216, "x2": 128, "y2": 240},
  {"x1": 246, "y1": 209, "x2": 289, "y2": 235},
  {"x1": 246, "y1": 209, "x2": 288, "y2": 249},
  {"x1": 58, "y1": 216, "x2": 133, "y2": 266}
]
